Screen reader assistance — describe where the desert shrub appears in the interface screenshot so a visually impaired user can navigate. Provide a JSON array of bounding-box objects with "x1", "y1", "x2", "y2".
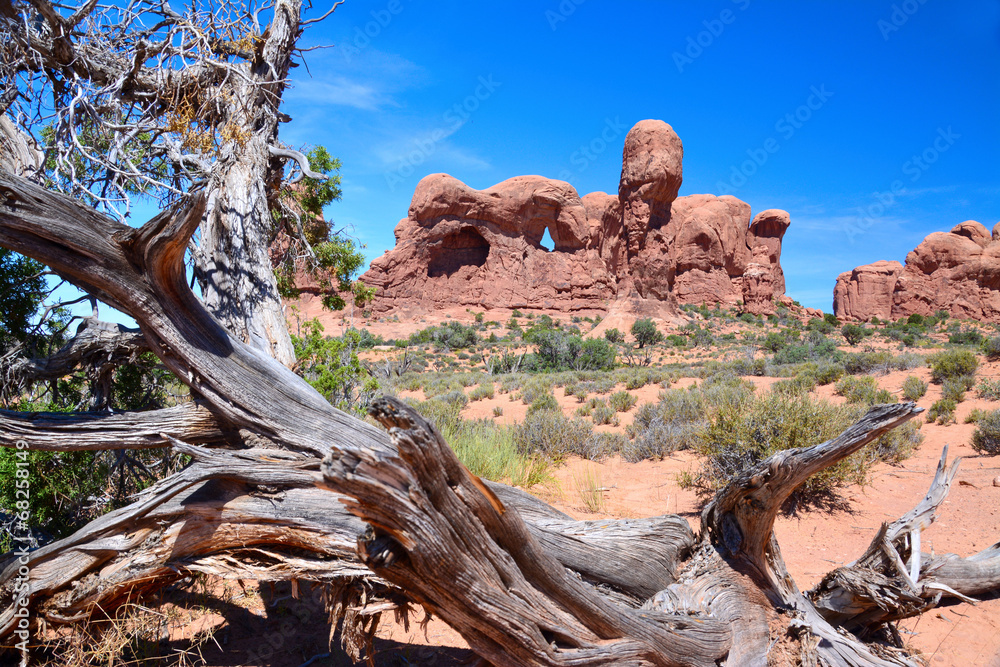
[
  {"x1": 965, "y1": 408, "x2": 990, "y2": 424},
  {"x1": 527, "y1": 392, "x2": 560, "y2": 415},
  {"x1": 609, "y1": 390, "x2": 638, "y2": 412},
  {"x1": 928, "y1": 349, "x2": 978, "y2": 384},
  {"x1": 697, "y1": 391, "x2": 921, "y2": 494},
  {"x1": 456, "y1": 374, "x2": 478, "y2": 387},
  {"x1": 982, "y1": 336, "x2": 1000, "y2": 360},
  {"x1": 519, "y1": 376, "x2": 554, "y2": 405},
  {"x1": 926, "y1": 398, "x2": 957, "y2": 424},
  {"x1": 835, "y1": 375, "x2": 896, "y2": 405},
  {"x1": 948, "y1": 328, "x2": 984, "y2": 346},
  {"x1": 814, "y1": 362, "x2": 846, "y2": 385},
  {"x1": 468, "y1": 383, "x2": 495, "y2": 402},
  {"x1": 772, "y1": 375, "x2": 816, "y2": 396},
  {"x1": 631, "y1": 318, "x2": 664, "y2": 348},
  {"x1": 976, "y1": 378, "x2": 1000, "y2": 401},
  {"x1": 901, "y1": 376, "x2": 928, "y2": 401},
  {"x1": 492, "y1": 406, "x2": 504, "y2": 417},
  {"x1": 807, "y1": 318, "x2": 835, "y2": 335},
  {"x1": 971, "y1": 410, "x2": 1000, "y2": 455},
  {"x1": 841, "y1": 324, "x2": 866, "y2": 346},
  {"x1": 435, "y1": 417, "x2": 549, "y2": 487},
  {"x1": 620, "y1": 367, "x2": 653, "y2": 390},
  {"x1": 513, "y1": 411, "x2": 597, "y2": 460},
  {"x1": 592, "y1": 404, "x2": 618, "y2": 426},
  {"x1": 408, "y1": 321, "x2": 480, "y2": 350},
  {"x1": 604, "y1": 328, "x2": 625, "y2": 343},
  {"x1": 624, "y1": 390, "x2": 707, "y2": 460},
  {"x1": 941, "y1": 377, "x2": 971, "y2": 403}
]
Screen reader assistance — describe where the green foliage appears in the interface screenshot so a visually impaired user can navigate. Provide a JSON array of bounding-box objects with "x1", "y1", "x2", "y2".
[
  {"x1": 608, "y1": 391, "x2": 638, "y2": 413},
  {"x1": 841, "y1": 324, "x2": 866, "y2": 346},
  {"x1": 604, "y1": 328, "x2": 625, "y2": 343},
  {"x1": 926, "y1": 399, "x2": 957, "y2": 424},
  {"x1": 772, "y1": 331, "x2": 837, "y2": 364},
  {"x1": 977, "y1": 378, "x2": 1000, "y2": 401},
  {"x1": 469, "y1": 383, "x2": 495, "y2": 401},
  {"x1": 948, "y1": 328, "x2": 984, "y2": 346},
  {"x1": 513, "y1": 410, "x2": 601, "y2": 460},
  {"x1": 408, "y1": 321, "x2": 479, "y2": 350},
  {"x1": 901, "y1": 376, "x2": 928, "y2": 401},
  {"x1": 0, "y1": 447, "x2": 109, "y2": 543},
  {"x1": 941, "y1": 377, "x2": 971, "y2": 403},
  {"x1": 591, "y1": 403, "x2": 618, "y2": 426},
  {"x1": 697, "y1": 391, "x2": 922, "y2": 495},
  {"x1": 291, "y1": 319, "x2": 378, "y2": 414},
  {"x1": 528, "y1": 330, "x2": 615, "y2": 372},
  {"x1": 631, "y1": 318, "x2": 664, "y2": 348},
  {"x1": 807, "y1": 318, "x2": 835, "y2": 335},
  {"x1": 269, "y1": 146, "x2": 375, "y2": 310},
  {"x1": 982, "y1": 336, "x2": 1000, "y2": 361},
  {"x1": 971, "y1": 410, "x2": 1000, "y2": 455},
  {"x1": 527, "y1": 392, "x2": 560, "y2": 415},
  {"x1": 0, "y1": 249, "x2": 50, "y2": 352},
  {"x1": 834, "y1": 376, "x2": 896, "y2": 405},
  {"x1": 824, "y1": 313, "x2": 840, "y2": 326},
  {"x1": 928, "y1": 349, "x2": 978, "y2": 384}
]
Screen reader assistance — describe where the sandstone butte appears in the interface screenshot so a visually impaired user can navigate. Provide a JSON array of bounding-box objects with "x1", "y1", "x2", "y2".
[
  {"x1": 348, "y1": 119, "x2": 792, "y2": 321},
  {"x1": 834, "y1": 219, "x2": 1000, "y2": 322}
]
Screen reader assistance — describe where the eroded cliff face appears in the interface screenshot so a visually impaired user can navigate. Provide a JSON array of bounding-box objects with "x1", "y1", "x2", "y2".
[
  {"x1": 834, "y1": 220, "x2": 1000, "y2": 322},
  {"x1": 358, "y1": 120, "x2": 791, "y2": 317}
]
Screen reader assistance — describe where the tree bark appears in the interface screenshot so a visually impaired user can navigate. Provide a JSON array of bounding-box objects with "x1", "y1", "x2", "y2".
[{"x1": 193, "y1": 0, "x2": 304, "y2": 367}]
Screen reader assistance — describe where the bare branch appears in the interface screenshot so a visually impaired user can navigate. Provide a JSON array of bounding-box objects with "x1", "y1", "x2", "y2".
[{"x1": 268, "y1": 143, "x2": 328, "y2": 183}]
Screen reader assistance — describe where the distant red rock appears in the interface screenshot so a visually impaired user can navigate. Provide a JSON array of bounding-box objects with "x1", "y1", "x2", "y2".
[
  {"x1": 833, "y1": 221, "x2": 1000, "y2": 321},
  {"x1": 358, "y1": 120, "x2": 791, "y2": 318}
]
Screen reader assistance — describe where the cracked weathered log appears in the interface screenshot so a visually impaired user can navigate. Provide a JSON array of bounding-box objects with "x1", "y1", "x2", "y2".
[
  {"x1": 810, "y1": 445, "x2": 1000, "y2": 631},
  {"x1": 0, "y1": 400, "x2": 230, "y2": 451}
]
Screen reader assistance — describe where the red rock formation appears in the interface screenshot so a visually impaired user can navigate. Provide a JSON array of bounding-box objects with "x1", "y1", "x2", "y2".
[
  {"x1": 359, "y1": 120, "x2": 792, "y2": 317},
  {"x1": 833, "y1": 221, "x2": 1000, "y2": 322},
  {"x1": 832, "y1": 260, "x2": 903, "y2": 322}
]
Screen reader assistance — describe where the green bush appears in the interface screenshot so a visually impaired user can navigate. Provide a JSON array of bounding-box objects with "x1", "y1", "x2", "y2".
[
  {"x1": 519, "y1": 376, "x2": 554, "y2": 405},
  {"x1": 965, "y1": 408, "x2": 990, "y2": 424},
  {"x1": 948, "y1": 329, "x2": 984, "y2": 346},
  {"x1": 982, "y1": 336, "x2": 1000, "y2": 360},
  {"x1": 977, "y1": 378, "x2": 1000, "y2": 401},
  {"x1": 469, "y1": 383, "x2": 495, "y2": 401},
  {"x1": 604, "y1": 328, "x2": 625, "y2": 343},
  {"x1": 592, "y1": 404, "x2": 618, "y2": 426},
  {"x1": 697, "y1": 391, "x2": 921, "y2": 495},
  {"x1": 527, "y1": 393, "x2": 560, "y2": 415},
  {"x1": 971, "y1": 410, "x2": 1000, "y2": 454},
  {"x1": 513, "y1": 411, "x2": 604, "y2": 460},
  {"x1": 631, "y1": 318, "x2": 664, "y2": 348},
  {"x1": 928, "y1": 349, "x2": 978, "y2": 384},
  {"x1": 835, "y1": 375, "x2": 896, "y2": 405},
  {"x1": 941, "y1": 377, "x2": 971, "y2": 403},
  {"x1": 901, "y1": 376, "x2": 928, "y2": 401},
  {"x1": 609, "y1": 390, "x2": 638, "y2": 412},
  {"x1": 926, "y1": 398, "x2": 957, "y2": 424},
  {"x1": 841, "y1": 324, "x2": 866, "y2": 346},
  {"x1": 436, "y1": 417, "x2": 549, "y2": 487}
]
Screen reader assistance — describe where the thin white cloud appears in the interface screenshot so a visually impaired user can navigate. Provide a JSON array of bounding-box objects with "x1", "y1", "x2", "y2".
[{"x1": 286, "y1": 76, "x2": 388, "y2": 110}]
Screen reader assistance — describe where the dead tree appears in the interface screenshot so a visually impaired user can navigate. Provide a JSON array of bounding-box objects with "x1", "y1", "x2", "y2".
[{"x1": 0, "y1": 171, "x2": 999, "y2": 665}]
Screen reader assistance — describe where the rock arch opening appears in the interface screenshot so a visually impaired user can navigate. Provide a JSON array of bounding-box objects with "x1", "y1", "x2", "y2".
[{"x1": 428, "y1": 227, "x2": 490, "y2": 278}]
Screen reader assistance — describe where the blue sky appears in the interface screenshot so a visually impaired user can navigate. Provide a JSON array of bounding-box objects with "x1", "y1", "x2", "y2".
[{"x1": 272, "y1": 0, "x2": 1000, "y2": 312}]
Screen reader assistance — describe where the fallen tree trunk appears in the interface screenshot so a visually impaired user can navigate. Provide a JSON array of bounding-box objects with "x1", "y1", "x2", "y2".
[{"x1": 0, "y1": 171, "x2": 998, "y2": 665}]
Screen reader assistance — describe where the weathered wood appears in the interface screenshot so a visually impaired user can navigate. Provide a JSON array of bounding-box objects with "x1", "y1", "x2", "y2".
[
  {"x1": 326, "y1": 397, "x2": 732, "y2": 667},
  {"x1": 809, "y1": 446, "x2": 1000, "y2": 630},
  {"x1": 0, "y1": 400, "x2": 229, "y2": 451}
]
